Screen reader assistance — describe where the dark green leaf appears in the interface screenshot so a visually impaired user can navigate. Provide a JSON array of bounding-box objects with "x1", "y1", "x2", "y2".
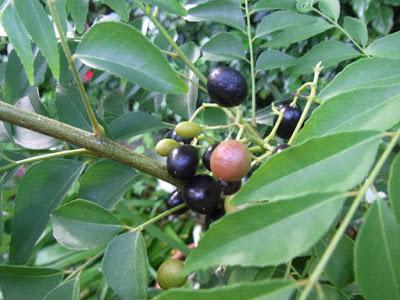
[
  {"x1": 318, "y1": 0, "x2": 340, "y2": 21},
  {"x1": 98, "y1": 0, "x2": 130, "y2": 21},
  {"x1": 10, "y1": 159, "x2": 84, "y2": 263},
  {"x1": 343, "y1": 16, "x2": 368, "y2": 48},
  {"x1": 44, "y1": 277, "x2": 80, "y2": 300},
  {"x1": 75, "y1": 22, "x2": 187, "y2": 95},
  {"x1": 202, "y1": 32, "x2": 246, "y2": 61},
  {"x1": 146, "y1": 0, "x2": 187, "y2": 16},
  {"x1": 389, "y1": 153, "x2": 400, "y2": 224},
  {"x1": 366, "y1": 31, "x2": 400, "y2": 58},
  {"x1": 306, "y1": 284, "x2": 351, "y2": 300},
  {"x1": 256, "y1": 50, "x2": 296, "y2": 71},
  {"x1": 67, "y1": 0, "x2": 89, "y2": 33},
  {"x1": 254, "y1": 0, "x2": 296, "y2": 12}
]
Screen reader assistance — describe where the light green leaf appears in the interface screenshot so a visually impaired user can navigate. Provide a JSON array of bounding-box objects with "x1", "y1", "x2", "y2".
[
  {"x1": 297, "y1": 85, "x2": 400, "y2": 142},
  {"x1": 389, "y1": 153, "x2": 400, "y2": 225},
  {"x1": 318, "y1": 0, "x2": 340, "y2": 21},
  {"x1": 233, "y1": 131, "x2": 381, "y2": 205},
  {"x1": 366, "y1": 31, "x2": 400, "y2": 58},
  {"x1": 98, "y1": 0, "x2": 130, "y2": 21},
  {"x1": 109, "y1": 111, "x2": 165, "y2": 140},
  {"x1": 185, "y1": 193, "x2": 344, "y2": 273},
  {"x1": 75, "y1": 22, "x2": 187, "y2": 95},
  {"x1": 0, "y1": 266, "x2": 63, "y2": 300},
  {"x1": 1, "y1": 3, "x2": 34, "y2": 85},
  {"x1": 102, "y1": 232, "x2": 148, "y2": 300},
  {"x1": 79, "y1": 159, "x2": 137, "y2": 209},
  {"x1": 186, "y1": 0, "x2": 245, "y2": 32},
  {"x1": 202, "y1": 32, "x2": 246, "y2": 61},
  {"x1": 256, "y1": 50, "x2": 296, "y2": 71},
  {"x1": 44, "y1": 277, "x2": 80, "y2": 300},
  {"x1": 254, "y1": 0, "x2": 296, "y2": 12},
  {"x1": 296, "y1": 0, "x2": 316, "y2": 12},
  {"x1": 10, "y1": 159, "x2": 84, "y2": 264},
  {"x1": 355, "y1": 200, "x2": 400, "y2": 300},
  {"x1": 289, "y1": 40, "x2": 360, "y2": 74},
  {"x1": 156, "y1": 280, "x2": 296, "y2": 300},
  {"x1": 343, "y1": 16, "x2": 368, "y2": 48},
  {"x1": 67, "y1": 0, "x2": 89, "y2": 33},
  {"x1": 51, "y1": 199, "x2": 122, "y2": 250},
  {"x1": 306, "y1": 285, "x2": 351, "y2": 300},
  {"x1": 14, "y1": 0, "x2": 60, "y2": 78},
  {"x1": 318, "y1": 58, "x2": 400, "y2": 101},
  {"x1": 146, "y1": 0, "x2": 187, "y2": 16}
]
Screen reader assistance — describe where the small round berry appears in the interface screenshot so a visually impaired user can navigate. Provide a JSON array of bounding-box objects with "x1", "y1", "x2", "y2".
[
  {"x1": 219, "y1": 180, "x2": 242, "y2": 195},
  {"x1": 275, "y1": 105, "x2": 302, "y2": 139},
  {"x1": 157, "y1": 259, "x2": 187, "y2": 290},
  {"x1": 167, "y1": 145, "x2": 199, "y2": 180},
  {"x1": 167, "y1": 130, "x2": 192, "y2": 144},
  {"x1": 166, "y1": 190, "x2": 188, "y2": 215},
  {"x1": 207, "y1": 67, "x2": 248, "y2": 107},
  {"x1": 211, "y1": 140, "x2": 251, "y2": 182},
  {"x1": 156, "y1": 139, "x2": 180, "y2": 157},
  {"x1": 175, "y1": 121, "x2": 202, "y2": 139},
  {"x1": 182, "y1": 175, "x2": 221, "y2": 215},
  {"x1": 273, "y1": 144, "x2": 289, "y2": 154},
  {"x1": 205, "y1": 207, "x2": 225, "y2": 228},
  {"x1": 202, "y1": 143, "x2": 219, "y2": 171}
]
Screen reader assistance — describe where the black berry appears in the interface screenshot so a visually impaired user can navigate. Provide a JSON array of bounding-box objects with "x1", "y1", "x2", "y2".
[
  {"x1": 167, "y1": 145, "x2": 199, "y2": 180},
  {"x1": 219, "y1": 180, "x2": 242, "y2": 195},
  {"x1": 207, "y1": 67, "x2": 248, "y2": 107},
  {"x1": 167, "y1": 130, "x2": 192, "y2": 144},
  {"x1": 205, "y1": 207, "x2": 226, "y2": 228},
  {"x1": 166, "y1": 190, "x2": 188, "y2": 215},
  {"x1": 275, "y1": 105, "x2": 302, "y2": 139},
  {"x1": 182, "y1": 175, "x2": 221, "y2": 214},
  {"x1": 202, "y1": 143, "x2": 219, "y2": 171}
]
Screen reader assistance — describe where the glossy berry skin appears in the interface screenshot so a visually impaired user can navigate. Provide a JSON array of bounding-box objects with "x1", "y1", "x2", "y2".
[
  {"x1": 273, "y1": 144, "x2": 289, "y2": 154},
  {"x1": 157, "y1": 259, "x2": 187, "y2": 290},
  {"x1": 167, "y1": 130, "x2": 192, "y2": 144},
  {"x1": 182, "y1": 175, "x2": 221, "y2": 215},
  {"x1": 207, "y1": 67, "x2": 248, "y2": 107},
  {"x1": 219, "y1": 179, "x2": 242, "y2": 195},
  {"x1": 166, "y1": 190, "x2": 189, "y2": 215},
  {"x1": 275, "y1": 105, "x2": 302, "y2": 139},
  {"x1": 167, "y1": 145, "x2": 199, "y2": 180},
  {"x1": 211, "y1": 140, "x2": 251, "y2": 182},
  {"x1": 205, "y1": 207, "x2": 226, "y2": 228},
  {"x1": 202, "y1": 143, "x2": 219, "y2": 171}
]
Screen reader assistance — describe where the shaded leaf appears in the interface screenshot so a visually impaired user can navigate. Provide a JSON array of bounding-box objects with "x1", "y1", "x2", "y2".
[
  {"x1": 99, "y1": 0, "x2": 130, "y2": 21},
  {"x1": 202, "y1": 32, "x2": 246, "y2": 61},
  {"x1": 67, "y1": 0, "x2": 89, "y2": 33},
  {"x1": 389, "y1": 153, "x2": 400, "y2": 224},
  {"x1": 254, "y1": 0, "x2": 296, "y2": 12},
  {"x1": 318, "y1": 0, "x2": 340, "y2": 21},
  {"x1": 44, "y1": 277, "x2": 80, "y2": 300},
  {"x1": 256, "y1": 50, "x2": 296, "y2": 71},
  {"x1": 366, "y1": 31, "x2": 400, "y2": 58},
  {"x1": 147, "y1": 0, "x2": 187, "y2": 16},
  {"x1": 343, "y1": 16, "x2": 368, "y2": 48}
]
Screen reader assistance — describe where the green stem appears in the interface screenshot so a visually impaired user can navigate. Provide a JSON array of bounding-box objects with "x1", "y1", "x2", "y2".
[
  {"x1": 0, "y1": 101, "x2": 183, "y2": 187},
  {"x1": 264, "y1": 109, "x2": 284, "y2": 144},
  {"x1": 244, "y1": 0, "x2": 257, "y2": 127},
  {"x1": 0, "y1": 149, "x2": 90, "y2": 173},
  {"x1": 47, "y1": 0, "x2": 104, "y2": 137},
  {"x1": 65, "y1": 251, "x2": 103, "y2": 280},
  {"x1": 178, "y1": 71, "x2": 208, "y2": 94},
  {"x1": 299, "y1": 129, "x2": 400, "y2": 300},
  {"x1": 135, "y1": 1, "x2": 208, "y2": 84}
]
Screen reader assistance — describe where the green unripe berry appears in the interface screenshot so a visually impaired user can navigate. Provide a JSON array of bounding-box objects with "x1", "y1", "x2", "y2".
[
  {"x1": 157, "y1": 258, "x2": 187, "y2": 290},
  {"x1": 156, "y1": 139, "x2": 180, "y2": 157},
  {"x1": 175, "y1": 121, "x2": 202, "y2": 139}
]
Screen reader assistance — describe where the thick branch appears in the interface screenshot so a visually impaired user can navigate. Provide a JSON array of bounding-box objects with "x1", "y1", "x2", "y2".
[{"x1": 0, "y1": 101, "x2": 182, "y2": 187}]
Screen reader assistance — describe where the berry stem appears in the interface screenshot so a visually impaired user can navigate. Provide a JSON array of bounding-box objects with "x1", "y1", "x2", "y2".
[
  {"x1": 298, "y1": 129, "x2": 400, "y2": 300},
  {"x1": 244, "y1": 0, "x2": 257, "y2": 127},
  {"x1": 47, "y1": 0, "x2": 104, "y2": 138},
  {"x1": 65, "y1": 250, "x2": 103, "y2": 280},
  {"x1": 264, "y1": 105, "x2": 284, "y2": 144}
]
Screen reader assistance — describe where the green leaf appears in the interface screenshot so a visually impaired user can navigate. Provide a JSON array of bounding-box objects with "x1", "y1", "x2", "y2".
[
  {"x1": 102, "y1": 232, "x2": 149, "y2": 300},
  {"x1": 355, "y1": 200, "x2": 400, "y2": 300},
  {"x1": 1, "y1": 3, "x2": 34, "y2": 85},
  {"x1": 67, "y1": 0, "x2": 89, "y2": 33},
  {"x1": 186, "y1": 0, "x2": 245, "y2": 32},
  {"x1": 0, "y1": 266, "x2": 63, "y2": 300},
  {"x1": 75, "y1": 22, "x2": 187, "y2": 95},
  {"x1": 314, "y1": 233, "x2": 354, "y2": 288},
  {"x1": 254, "y1": 0, "x2": 296, "y2": 12},
  {"x1": 318, "y1": 0, "x2": 340, "y2": 21},
  {"x1": 10, "y1": 159, "x2": 84, "y2": 264},
  {"x1": 371, "y1": 5, "x2": 393, "y2": 35},
  {"x1": 79, "y1": 159, "x2": 137, "y2": 209},
  {"x1": 185, "y1": 193, "x2": 344, "y2": 273},
  {"x1": 157, "y1": 280, "x2": 296, "y2": 300},
  {"x1": 296, "y1": 0, "x2": 317, "y2": 12},
  {"x1": 98, "y1": 0, "x2": 130, "y2": 21},
  {"x1": 232, "y1": 131, "x2": 381, "y2": 205},
  {"x1": 366, "y1": 31, "x2": 400, "y2": 58},
  {"x1": 343, "y1": 16, "x2": 368, "y2": 48},
  {"x1": 202, "y1": 32, "x2": 246, "y2": 61},
  {"x1": 146, "y1": 0, "x2": 187, "y2": 16},
  {"x1": 44, "y1": 277, "x2": 80, "y2": 300},
  {"x1": 51, "y1": 199, "x2": 122, "y2": 250},
  {"x1": 256, "y1": 50, "x2": 296, "y2": 71},
  {"x1": 297, "y1": 85, "x2": 400, "y2": 142},
  {"x1": 14, "y1": 0, "x2": 60, "y2": 78},
  {"x1": 306, "y1": 284, "x2": 351, "y2": 300},
  {"x1": 109, "y1": 111, "x2": 165, "y2": 140},
  {"x1": 318, "y1": 58, "x2": 400, "y2": 101},
  {"x1": 289, "y1": 41, "x2": 360, "y2": 74},
  {"x1": 389, "y1": 153, "x2": 400, "y2": 224}
]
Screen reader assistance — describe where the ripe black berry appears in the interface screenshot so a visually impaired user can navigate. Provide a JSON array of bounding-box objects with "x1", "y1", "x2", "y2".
[
  {"x1": 166, "y1": 190, "x2": 188, "y2": 215},
  {"x1": 207, "y1": 67, "x2": 248, "y2": 107},
  {"x1": 205, "y1": 207, "x2": 225, "y2": 228},
  {"x1": 167, "y1": 130, "x2": 192, "y2": 144},
  {"x1": 182, "y1": 175, "x2": 221, "y2": 215},
  {"x1": 273, "y1": 144, "x2": 289, "y2": 154},
  {"x1": 167, "y1": 145, "x2": 198, "y2": 180},
  {"x1": 275, "y1": 105, "x2": 302, "y2": 139},
  {"x1": 202, "y1": 143, "x2": 219, "y2": 171},
  {"x1": 219, "y1": 180, "x2": 242, "y2": 195}
]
